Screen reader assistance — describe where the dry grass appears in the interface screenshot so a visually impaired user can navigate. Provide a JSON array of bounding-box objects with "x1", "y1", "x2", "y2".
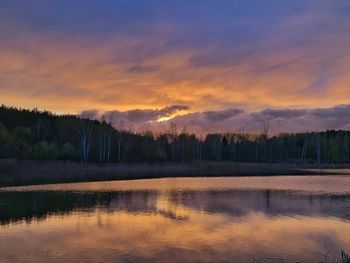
[{"x1": 0, "y1": 159, "x2": 349, "y2": 187}]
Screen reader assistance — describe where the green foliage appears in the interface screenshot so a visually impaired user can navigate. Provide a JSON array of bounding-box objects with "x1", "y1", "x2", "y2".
[
  {"x1": 13, "y1": 126, "x2": 32, "y2": 140},
  {"x1": 12, "y1": 126, "x2": 33, "y2": 160},
  {"x1": 31, "y1": 141, "x2": 59, "y2": 160},
  {"x1": 59, "y1": 143, "x2": 79, "y2": 160},
  {"x1": 0, "y1": 124, "x2": 16, "y2": 158}
]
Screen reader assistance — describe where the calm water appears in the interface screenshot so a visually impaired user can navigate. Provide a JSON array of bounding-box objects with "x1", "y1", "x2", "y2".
[{"x1": 1, "y1": 176, "x2": 350, "y2": 263}]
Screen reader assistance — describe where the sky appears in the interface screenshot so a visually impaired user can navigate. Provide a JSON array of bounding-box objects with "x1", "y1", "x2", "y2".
[{"x1": 1, "y1": 0, "x2": 350, "y2": 133}]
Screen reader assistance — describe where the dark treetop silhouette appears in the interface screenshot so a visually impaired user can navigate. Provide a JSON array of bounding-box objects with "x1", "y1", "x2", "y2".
[{"x1": 1, "y1": 105, "x2": 350, "y2": 164}]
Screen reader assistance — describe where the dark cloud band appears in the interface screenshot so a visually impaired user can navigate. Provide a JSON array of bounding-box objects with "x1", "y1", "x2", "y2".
[{"x1": 81, "y1": 104, "x2": 350, "y2": 134}]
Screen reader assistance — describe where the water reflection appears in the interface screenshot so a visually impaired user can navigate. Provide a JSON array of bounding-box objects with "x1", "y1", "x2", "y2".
[
  {"x1": 0, "y1": 191, "x2": 160, "y2": 225},
  {"x1": 0, "y1": 176, "x2": 350, "y2": 262},
  {"x1": 170, "y1": 190, "x2": 350, "y2": 219}
]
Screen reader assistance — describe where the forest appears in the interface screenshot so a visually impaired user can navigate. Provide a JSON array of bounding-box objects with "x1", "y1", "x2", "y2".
[{"x1": 0, "y1": 105, "x2": 350, "y2": 164}]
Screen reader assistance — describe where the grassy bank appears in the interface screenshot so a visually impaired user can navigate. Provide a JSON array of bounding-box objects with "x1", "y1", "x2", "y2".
[{"x1": 1, "y1": 159, "x2": 350, "y2": 187}]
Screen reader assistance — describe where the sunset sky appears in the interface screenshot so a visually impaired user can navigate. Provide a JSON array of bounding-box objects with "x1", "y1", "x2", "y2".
[{"x1": 1, "y1": 1, "x2": 350, "y2": 133}]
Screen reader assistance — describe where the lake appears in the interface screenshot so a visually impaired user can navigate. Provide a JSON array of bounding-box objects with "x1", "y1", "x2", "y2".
[{"x1": 1, "y1": 176, "x2": 350, "y2": 262}]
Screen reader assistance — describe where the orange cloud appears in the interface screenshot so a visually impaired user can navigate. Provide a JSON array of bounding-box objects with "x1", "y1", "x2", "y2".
[{"x1": 1, "y1": 1, "x2": 350, "y2": 120}]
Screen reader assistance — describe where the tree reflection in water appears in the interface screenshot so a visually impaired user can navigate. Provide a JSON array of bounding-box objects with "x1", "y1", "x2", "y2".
[{"x1": 0, "y1": 177, "x2": 350, "y2": 262}]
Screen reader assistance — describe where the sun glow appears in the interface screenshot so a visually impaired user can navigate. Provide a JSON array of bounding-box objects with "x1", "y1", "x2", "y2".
[{"x1": 157, "y1": 115, "x2": 177, "y2": 122}]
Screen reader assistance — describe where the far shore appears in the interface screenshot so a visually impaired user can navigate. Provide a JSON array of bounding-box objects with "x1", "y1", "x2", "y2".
[{"x1": 1, "y1": 159, "x2": 350, "y2": 187}]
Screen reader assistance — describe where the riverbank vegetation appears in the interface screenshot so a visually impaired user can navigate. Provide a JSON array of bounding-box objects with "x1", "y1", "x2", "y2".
[{"x1": 1, "y1": 105, "x2": 350, "y2": 164}]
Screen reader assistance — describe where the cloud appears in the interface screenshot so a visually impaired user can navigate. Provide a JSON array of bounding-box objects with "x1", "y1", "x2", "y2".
[
  {"x1": 126, "y1": 65, "x2": 160, "y2": 74},
  {"x1": 82, "y1": 105, "x2": 189, "y2": 129},
  {"x1": 203, "y1": 109, "x2": 244, "y2": 122},
  {"x1": 80, "y1": 110, "x2": 100, "y2": 120},
  {"x1": 0, "y1": 0, "x2": 350, "y2": 116},
  {"x1": 259, "y1": 109, "x2": 307, "y2": 119},
  {"x1": 311, "y1": 105, "x2": 350, "y2": 119},
  {"x1": 84, "y1": 104, "x2": 350, "y2": 134},
  {"x1": 107, "y1": 105, "x2": 189, "y2": 123}
]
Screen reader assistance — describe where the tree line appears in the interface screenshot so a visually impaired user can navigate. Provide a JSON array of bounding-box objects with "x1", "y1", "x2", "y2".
[{"x1": 0, "y1": 105, "x2": 350, "y2": 164}]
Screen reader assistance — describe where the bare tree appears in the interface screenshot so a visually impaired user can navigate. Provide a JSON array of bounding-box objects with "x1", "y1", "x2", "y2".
[
  {"x1": 101, "y1": 112, "x2": 116, "y2": 163},
  {"x1": 78, "y1": 119, "x2": 92, "y2": 163},
  {"x1": 300, "y1": 137, "x2": 308, "y2": 163},
  {"x1": 168, "y1": 122, "x2": 178, "y2": 162},
  {"x1": 116, "y1": 120, "x2": 125, "y2": 163},
  {"x1": 315, "y1": 133, "x2": 321, "y2": 165},
  {"x1": 98, "y1": 118, "x2": 107, "y2": 164},
  {"x1": 197, "y1": 134, "x2": 204, "y2": 161},
  {"x1": 76, "y1": 111, "x2": 97, "y2": 163},
  {"x1": 261, "y1": 118, "x2": 270, "y2": 162}
]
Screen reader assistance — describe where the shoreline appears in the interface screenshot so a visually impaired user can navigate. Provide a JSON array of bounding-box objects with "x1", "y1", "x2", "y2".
[{"x1": 1, "y1": 159, "x2": 350, "y2": 187}]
